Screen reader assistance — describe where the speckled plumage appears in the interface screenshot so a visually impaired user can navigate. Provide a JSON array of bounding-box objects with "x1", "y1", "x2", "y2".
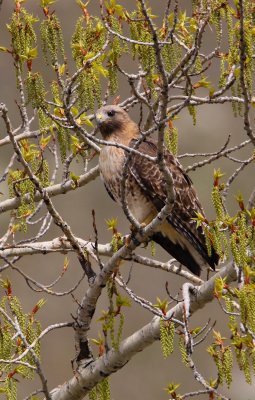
[{"x1": 96, "y1": 105, "x2": 219, "y2": 276}]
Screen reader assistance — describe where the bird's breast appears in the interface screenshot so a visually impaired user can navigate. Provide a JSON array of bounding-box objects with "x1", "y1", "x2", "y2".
[
  {"x1": 99, "y1": 146, "x2": 125, "y2": 181},
  {"x1": 99, "y1": 146, "x2": 155, "y2": 223}
]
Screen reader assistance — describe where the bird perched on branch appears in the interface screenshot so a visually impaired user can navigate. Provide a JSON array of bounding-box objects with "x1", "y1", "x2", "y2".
[{"x1": 96, "y1": 105, "x2": 219, "y2": 276}]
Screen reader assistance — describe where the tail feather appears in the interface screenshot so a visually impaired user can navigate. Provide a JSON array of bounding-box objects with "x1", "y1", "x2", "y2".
[
  {"x1": 152, "y1": 226, "x2": 219, "y2": 277},
  {"x1": 152, "y1": 232, "x2": 202, "y2": 276}
]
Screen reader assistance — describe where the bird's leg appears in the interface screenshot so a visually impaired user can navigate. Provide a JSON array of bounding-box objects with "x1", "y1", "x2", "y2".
[
  {"x1": 127, "y1": 223, "x2": 151, "y2": 248},
  {"x1": 175, "y1": 262, "x2": 183, "y2": 274},
  {"x1": 126, "y1": 224, "x2": 142, "y2": 247}
]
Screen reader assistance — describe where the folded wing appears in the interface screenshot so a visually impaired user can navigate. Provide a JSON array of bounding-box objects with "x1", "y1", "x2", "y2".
[{"x1": 128, "y1": 138, "x2": 219, "y2": 276}]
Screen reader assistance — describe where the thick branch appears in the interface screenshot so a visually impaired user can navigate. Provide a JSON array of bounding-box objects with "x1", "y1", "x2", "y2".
[
  {"x1": 0, "y1": 166, "x2": 99, "y2": 215},
  {"x1": 0, "y1": 237, "x2": 202, "y2": 284},
  {"x1": 0, "y1": 237, "x2": 110, "y2": 258},
  {"x1": 50, "y1": 261, "x2": 237, "y2": 400}
]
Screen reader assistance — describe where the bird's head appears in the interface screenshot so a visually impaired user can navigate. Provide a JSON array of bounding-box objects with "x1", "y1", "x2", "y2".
[{"x1": 95, "y1": 105, "x2": 139, "y2": 143}]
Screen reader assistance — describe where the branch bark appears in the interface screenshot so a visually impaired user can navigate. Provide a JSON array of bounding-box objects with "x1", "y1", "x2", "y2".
[
  {"x1": 0, "y1": 166, "x2": 99, "y2": 215},
  {"x1": 49, "y1": 260, "x2": 237, "y2": 400}
]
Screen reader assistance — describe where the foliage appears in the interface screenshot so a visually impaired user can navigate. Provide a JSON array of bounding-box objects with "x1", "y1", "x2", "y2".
[
  {"x1": 88, "y1": 378, "x2": 111, "y2": 400},
  {"x1": 0, "y1": 0, "x2": 255, "y2": 399},
  {"x1": 160, "y1": 318, "x2": 175, "y2": 358},
  {"x1": 0, "y1": 281, "x2": 43, "y2": 399},
  {"x1": 94, "y1": 278, "x2": 130, "y2": 353}
]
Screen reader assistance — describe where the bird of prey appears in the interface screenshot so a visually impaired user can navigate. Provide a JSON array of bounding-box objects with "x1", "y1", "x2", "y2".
[{"x1": 96, "y1": 105, "x2": 219, "y2": 276}]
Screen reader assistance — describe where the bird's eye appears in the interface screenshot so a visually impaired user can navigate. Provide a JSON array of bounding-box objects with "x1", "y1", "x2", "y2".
[{"x1": 107, "y1": 110, "x2": 116, "y2": 117}]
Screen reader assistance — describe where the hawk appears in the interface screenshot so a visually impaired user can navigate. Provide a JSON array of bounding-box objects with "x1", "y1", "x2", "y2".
[{"x1": 96, "y1": 105, "x2": 219, "y2": 276}]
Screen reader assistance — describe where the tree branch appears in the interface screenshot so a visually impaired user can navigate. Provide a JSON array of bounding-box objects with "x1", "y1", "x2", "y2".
[
  {"x1": 49, "y1": 260, "x2": 237, "y2": 400},
  {"x1": 0, "y1": 166, "x2": 99, "y2": 215}
]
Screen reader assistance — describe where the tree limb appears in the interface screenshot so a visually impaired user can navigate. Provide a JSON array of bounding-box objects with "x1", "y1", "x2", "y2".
[
  {"x1": 49, "y1": 260, "x2": 237, "y2": 400},
  {"x1": 0, "y1": 166, "x2": 99, "y2": 215}
]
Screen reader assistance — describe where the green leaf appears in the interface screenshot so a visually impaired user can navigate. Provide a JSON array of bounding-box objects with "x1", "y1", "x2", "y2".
[
  {"x1": 40, "y1": 135, "x2": 51, "y2": 148},
  {"x1": 106, "y1": 217, "x2": 118, "y2": 231},
  {"x1": 191, "y1": 326, "x2": 202, "y2": 335},
  {"x1": 71, "y1": 106, "x2": 79, "y2": 116},
  {"x1": 154, "y1": 297, "x2": 169, "y2": 314},
  {"x1": 70, "y1": 172, "x2": 80, "y2": 183},
  {"x1": 209, "y1": 86, "x2": 216, "y2": 97},
  {"x1": 192, "y1": 212, "x2": 206, "y2": 228},
  {"x1": 165, "y1": 383, "x2": 180, "y2": 395},
  {"x1": 234, "y1": 68, "x2": 240, "y2": 79},
  {"x1": 27, "y1": 47, "x2": 38, "y2": 59},
  {"x1": 58, "y1": 63, "x2": 66, "y2": 75},
  {"x1": 76, "y1": 0, "x2": 90, "y2": 8},
  {"x1": 41, "y1": 0, "x2": 56, "y2": 6},
  {"x1": 115, "y1": 4, "x2": 125, "y2": 18},
  {"x1": 83, "y1": 51, "x2": 96, "y2": 61},
  {"x1": 93, "y1": 62, "x2": 109, "y2": 78},
  {"x1": 77, "y1": 112, "x2": 94, "y2": 127},
  {"x1": 214, "y1": 277, "x2": 227, "y2": 299},
  {"x1": 116, "y1": 295, "x2": 131, "y2": 308},
  {"x1": 193, "y1": 77, "x2": 211, "y2": 89}
]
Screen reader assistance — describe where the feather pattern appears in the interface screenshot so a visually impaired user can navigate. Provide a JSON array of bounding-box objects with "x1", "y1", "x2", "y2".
[
  {"x1": 128, "y1": 138, "x2": 219, "y2": 275},
  {"x1": 96, "y1": 105, "x2": 219, "y2": 276}
]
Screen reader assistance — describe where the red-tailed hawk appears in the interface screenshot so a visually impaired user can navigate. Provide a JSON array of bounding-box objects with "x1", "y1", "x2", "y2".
[{"x1": 96, "y1": 105, "x2": 219, "y2": 276}]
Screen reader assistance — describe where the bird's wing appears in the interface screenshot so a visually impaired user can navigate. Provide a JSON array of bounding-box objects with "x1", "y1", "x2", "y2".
[
  {"x1": 128, "y1": 138, "x2": 202, "y2": 223},
  {"x1": 128, "y1": 138, "x2": 218, "y2": 274}
]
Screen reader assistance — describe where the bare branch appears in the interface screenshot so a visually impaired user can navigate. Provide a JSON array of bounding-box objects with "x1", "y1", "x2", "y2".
[
  {"x1": 50, "y1": 260, "x2": 237, "y2": 400},
  {"x1": 0, "y1": 166, "x2": 99, "y2": 215}
]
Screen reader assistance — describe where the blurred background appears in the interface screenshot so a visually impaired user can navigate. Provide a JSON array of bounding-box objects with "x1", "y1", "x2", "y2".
[{"x1": 0, "y1": 1, "x2": 254, "y2": 399}]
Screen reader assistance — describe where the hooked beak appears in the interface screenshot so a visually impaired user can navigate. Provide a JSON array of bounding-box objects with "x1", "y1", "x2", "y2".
[{"x1": 95, "y1": 112, "x2": 106, "y2": 126}]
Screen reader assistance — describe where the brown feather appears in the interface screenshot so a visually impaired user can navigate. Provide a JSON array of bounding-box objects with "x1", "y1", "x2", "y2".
[
  {"x1": 96, "y1": 105, "x2": 219, "y2": 276},
  {"x1": 128, "y1": 138, "x2": 219, "y2": 274}
]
